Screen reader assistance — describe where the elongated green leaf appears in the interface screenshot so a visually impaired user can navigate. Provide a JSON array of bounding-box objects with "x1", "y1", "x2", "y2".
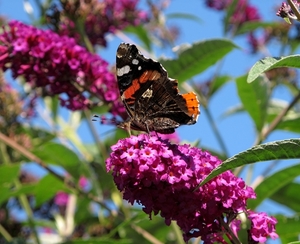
[
  {"x1": 159, "y1": 39, "x2": 238, "y2": 83},
  {"x1": 221, "y1": 104, "x2": 244, "y2": 118},
  {"x1": 33, "y1": 220, "x2": 56, "y2": 229},
  {"x1": 4, "y1": 238, "x2": 27, "y2": 244},
  {"x1": 32, "y1": 142, "x2": 82, "y2": 178},
  {"x1": 247, "y1": 164, "x2": 300, "y2": 209},
  {"x1": 236, "y1": 75, "x2": 270, "y2": 131},
  {"x1": 10, "y1": 184, "x2": 37, "y2": 197},
  {"x1": 224, "y1": 0, "x2": 238, "y2": 33},
  {"x1": 235, "y1": 22, "x2": 281, "y2": 36},
  {"x1": 62, "y1": 239, "x2": 132, "y2": 244},
  {"x1": 247, "y1": 55, "x2": 300, "y2": 83},
  {"x1": 277, "y1": 115, "x2": 300, "y2": 133},
  {"x1": 275, "y1": 214, "x2": 300, "y2": 243},
  {"x1": 125, "y1": 25, "x2": 151, "y2": 51},
  {"x1": 166, "y1": 13, "x2": 202, "y2": 24},
  {"x1": 0, "y1": 164, "x2": 20, "y2": 185},
  {"x1": 44, "y1": 96, "x2": 59, "y2": 123},
  {"x1": 200, "y1": 139, "x2": 300, "y2": 185},
  {"x1": 0, "y1": 185, "x2": 11, "y2": 205},
  {"x1": 266, "y1": 99, "x2": 300, "y2": 133},
  {"x1": 271, "y1": 183, "x2": 300, "y2": 212},
  {"x1": 34, "y1": 174, "x2": 69, "y2": 207},
  {"x1": 209, "y1": 75, "x2": 232, "y2": 97},
  {"x1": 23, "y1": 127, "x2": 55, "y2": 147}
]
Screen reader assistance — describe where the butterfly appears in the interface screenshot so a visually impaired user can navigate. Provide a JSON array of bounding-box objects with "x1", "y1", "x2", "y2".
[{"x1": 108, "y1": 43, "x2": 200, "y2": 135}]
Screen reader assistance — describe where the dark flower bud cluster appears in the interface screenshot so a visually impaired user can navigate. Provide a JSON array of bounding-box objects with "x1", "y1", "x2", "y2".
[
  {"x1": 205, "y1": 0, "x2": 261, "y2": 26},
  {"x1": 54, "y1": 0, "x2": 148, "y2": 47},
  {"x1": 277, "y1": 1, "x2": 300, "y2": 19}
]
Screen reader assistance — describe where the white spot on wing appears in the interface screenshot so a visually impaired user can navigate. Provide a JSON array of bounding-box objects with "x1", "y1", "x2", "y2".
[
  {"x1": 117, "y1": 65, "x2": 131, "y2": 76},
  {"x1": 132, "y1": 59, "x2": 139, "y2": 65},
  {"x1": 142, "y1": 88, "x2": 153, "y2": 98}
]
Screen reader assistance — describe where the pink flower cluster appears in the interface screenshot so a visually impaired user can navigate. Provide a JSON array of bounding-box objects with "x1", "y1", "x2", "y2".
[
  {"x1": 0, "y1": 21, "x2": 125, "y2": 114},
  {"x1": 205, "y1": 0, "x2": 263, "y2": 53},
  {"x1": 277, "y1": 1, "x2": 300, "y2": 19},
  {"x1": 106, "y1": 134, "x2": 279, "y2": 242},
  {"x1": 205, "y1": 0, "x2": 261, "y2": 26},
  {"x1": 90, "y1": 0, "x2": 147, "y2": 46},
  {"x1": 59, "y1": 0, "x2": 148, "y2": 47},
  {"x1": 248, "y1": 211, "x2": 279, "y2": 243}
]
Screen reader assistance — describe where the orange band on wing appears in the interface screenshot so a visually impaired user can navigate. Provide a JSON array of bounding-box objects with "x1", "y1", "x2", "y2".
[
  {"x1": 182, "y1": 92, "x2": 200, "y2": 117},
  {"x1": 123, "y1": 78, "x2": 140, "y2": 103},
  {"x1": 139, "y1": 70, "x2": 161, "y2": 83},
  {"x1": 123, "y1": 70, "x2": 161, "y2": 102}
]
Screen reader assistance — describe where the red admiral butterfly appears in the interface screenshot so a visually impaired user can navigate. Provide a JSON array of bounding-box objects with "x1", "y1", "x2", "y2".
[{"x1": 115, "y1": 43, "x2": 200, "y2": 134}]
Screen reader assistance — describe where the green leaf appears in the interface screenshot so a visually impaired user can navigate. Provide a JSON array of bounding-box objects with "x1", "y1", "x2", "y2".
[
  {"x1": 10, "y1": 183, "x2": 37, "y2": 197},
  {"x1": 271, "y1": 183, "x2": 300, "y2": 212},
  {"x1": 125, "y1": 25, "x2": 151, "y2": 51},
  {"x1": 277, "y1": 114, "x2": 300, "y2": 133},
  {"x1": 247, "y1": 164, "x2": 300, "y2": 209},
  {"x1": 62, "y1": 239, "x2": 132, "y2": 244},
  {"x1": 44, "y1": 96, "x2": 59, "y2": 122},
  {"x1": 0, "y1": 164, "x2": 20, "y2": 185},
  {"x1": 159, "y1": 39, "x2": 238, "y2": 83},
  {"x1": 209, "y1": 75, "x2": 232, "y2": 97},
  {"x1": 247, "y1": 55, "x2": 300, "y2": 83},
  {"x1": 0, "y1": 185, "x2": 11, "y2": 205},
  {"x1": 275, "y1": 214, "x2": 300, "y2": 243},
  {"x1": 266, "y1": 99, "x2": 300, "y2": 134},
  {"x1": 4, "y1": 238, "x2": 27, "y2": 244},
  {"x1": 74, "y1": 197, "x2": 93, "y2": 223},
  {"x1": 166, "y1": 13, "x2": 202, "y2": 24},
  {"x1": 90, "y1": 103, "x2": 110, "y2": 116},
  {"x1": 34, "y1": 174, "x2": 69, "y2": 207},
  {"x1": 223, "y1": 0, "x2": 238, "y2": 34},
  {"x1": 235, "y1": 22, "x2": 281, "y2": 36},
  {"x1": 90, "y1": 161, "x2": 115, "y2": 191},
  {"x1": 32, "y1": 142, "x2": 82, "y2": 179},
  {"x1": 23, "y1": 127, "x2": 55, "y2": 147},
  {"x1": 236, "y1": 75, "x2": 271, "y2": 131},
  {"x1": 221, "y1": 104, "x2": 244, "y2": 118},
  {"x1": 200, "y1": 138, "x2": 300, "y2": 186},
  {"x1": 284, "y1": 17, "x2": 292, "y2": 24}
]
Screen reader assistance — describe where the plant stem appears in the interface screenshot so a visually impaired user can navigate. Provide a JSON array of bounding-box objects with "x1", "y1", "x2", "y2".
[
  {"x1": 220, "y1": 217, "x2": 241, "y2": 244},
  {"x1": 0, "y1": 132, "x2": 67, "y2": 182},
  {"x1": 131, "y1": 223, "x2": 164, "y2": 244},
  {"x1": 204, "y1": 107, "x2": 229, "y2": 158},
  {"x1": 235, "y1": 90, "x2": 300, "y2": 178},
  {"x1": 15, "y1": 179, "x2": 41, "y2": 244},
  {"x1": 0, "y1": 132, "x2": 111, "y2": 211},
  {"x1": 288, "y1": 0, "x2": 300, "y2": 20},
  {"x1": 0, "y1": 224, "x2": 12, "y2": 242},
  {"x1": 83, "y1": 110, "x2": 108, "y2": 160},
  {"x1": 171, "y1": 221, "x2": 185, "y2": 244},
  {"x1": 75, "y1": 18, "x2": 94, "y2": 53},
  {"x1": 256, "y1": 90, "x2": 300, "y2": 144}
]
